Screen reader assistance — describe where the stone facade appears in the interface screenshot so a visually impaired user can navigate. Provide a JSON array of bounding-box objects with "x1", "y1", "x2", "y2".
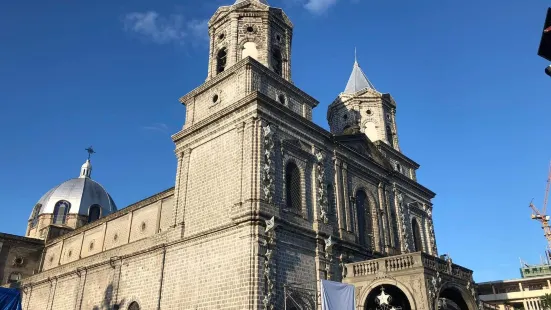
[
  {"x1": 3, "y1": 0, "x2": 481, "y2": 309},
  {"x1": 0, "y1": 233, "x2": 43, "y2": 288}
]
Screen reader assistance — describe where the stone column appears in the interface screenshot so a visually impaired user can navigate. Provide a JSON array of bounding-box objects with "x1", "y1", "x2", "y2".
[
  {"x1": 392, "y1": 185, "x2": 407, "y2": 253},
  {"x1": 390, "y1": 108, "x2": 401, "y2": 152},
  {"x1": 75, "y1": 268, "x2": 87, "y2": 310},
  {"x1": 334, "y1": 158, "x2": 347, "y2": 236},
  {"x1": 377, "y1": 182, "x2": 390, "y2": 252},
  {"x1": 172, "y1": 148, "x2": 192, "y2": 229},
  {"x1": 230, "y1": 16, "x2": 239, "y2": 65},
  {"x1": 342, "y1": 163, "x2": 352, "y2": 232},
  {"x1": 384, "y1": 185, "x2": 396, "y2": 251}
]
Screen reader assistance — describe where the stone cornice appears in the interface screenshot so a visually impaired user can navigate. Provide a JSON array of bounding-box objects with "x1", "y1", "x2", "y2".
[
  {"x1": 173, "y1": 92, "x2": 259, "y2": 145},
  {"x1": 375, "y1": 141, "x2": 420, "y2": 168},
  {"x1": 179, "y1": 57, "x2": 318, "y2": 108},
  {"x1": 393, "y1": 175, "x2": 436, "y2": 201},
  {"x1": 0, "y1": 233, "x2": 44, "y2": 245},
  {"x1": 45, "y1": 187, "x2": 175, "y2": 246}
]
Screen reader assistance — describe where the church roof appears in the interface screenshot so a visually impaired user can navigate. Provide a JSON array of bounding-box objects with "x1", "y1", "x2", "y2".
[
  {"x1": 343, "y1": 54, "x2": 376, "y2": 94},
  {"x1": 234, "y1": 0, "x2": 269, "y2": 5}
]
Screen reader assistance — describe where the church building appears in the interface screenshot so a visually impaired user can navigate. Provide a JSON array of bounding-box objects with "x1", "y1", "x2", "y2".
[{"x1": 1, "y1": 0, "x2": 483, "y2": 309}]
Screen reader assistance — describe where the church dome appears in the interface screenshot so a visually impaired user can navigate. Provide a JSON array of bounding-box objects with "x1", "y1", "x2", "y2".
[{"x1": 29, "y1": 158, "x2": 117, "y2": 221}]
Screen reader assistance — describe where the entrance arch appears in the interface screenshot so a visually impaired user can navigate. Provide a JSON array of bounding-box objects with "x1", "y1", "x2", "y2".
[
  {"x1": 364, "y1": 285, "x2": 412, "y2": 310},
  {"x1": 436, "y1": 282, "x2": 477, "y2": 310}
]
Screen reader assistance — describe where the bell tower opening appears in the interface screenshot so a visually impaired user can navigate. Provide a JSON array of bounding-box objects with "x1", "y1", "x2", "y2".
[{"x1": 216, "y1": 47, "x2": 227, "y2": 73}]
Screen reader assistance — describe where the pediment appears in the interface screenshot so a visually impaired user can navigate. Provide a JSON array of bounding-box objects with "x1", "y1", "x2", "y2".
[
  {"x1": 233, "y1": 0, "x2": 270, "y2": 11},
  {"x1": 209, "y1": 7, "x2": 231, "y2": 25},
  {"x1": 334, "y1": 134, "x2": 393, "y2": 169}
]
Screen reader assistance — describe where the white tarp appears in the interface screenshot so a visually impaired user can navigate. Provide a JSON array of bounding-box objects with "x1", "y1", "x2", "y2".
[{"x1": 320, "y1": 280, "x2": 356, "y2": 310}]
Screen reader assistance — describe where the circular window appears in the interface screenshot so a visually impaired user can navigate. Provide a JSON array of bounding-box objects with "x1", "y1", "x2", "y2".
[
  {"x1": 49, "y1": 256, "x2": 54, "y2": 263},
  {"x1": 246, "y1": 26, "x2": 254, "y2": 33},
  {"x1": 212, "y1": 94, "x2": 219, "y2": 103},
  {"x1": 113, "y1": 234, "x2": 119, "y2": 241},
  {"x1": 367, "y1": 109, "x2": 372, "y2": 115},
  {"x1": 13, "y1": 257, "x2": 24, "y2": 266},
  {"x1": 218, "y1": 33, "x2": 225, "y2": 40},
  {"x1": 141, "y1": 222, "x2": 147, "y2": 231},
  {"x1": 278, "y1": 94, "x2": 286, "y2": 105}
]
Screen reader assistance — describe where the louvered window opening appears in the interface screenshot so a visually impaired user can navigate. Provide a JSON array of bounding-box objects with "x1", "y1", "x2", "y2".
[{"x1": 285, "y1": 163, "x2": 301, "y2": 211}]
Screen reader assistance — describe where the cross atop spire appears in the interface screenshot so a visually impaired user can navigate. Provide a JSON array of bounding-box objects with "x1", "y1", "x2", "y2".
[
  {"x1": 85, "y1": 146, "x2": 96, "y2": 160},
  {"x1": 343, "y1": 49, "x2": 376, "y2": 94}
]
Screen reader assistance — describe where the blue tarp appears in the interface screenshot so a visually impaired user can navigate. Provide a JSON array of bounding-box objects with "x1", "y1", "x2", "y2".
[{"x1": 0, "y1": 287, "x2": 22, "y2": 310}]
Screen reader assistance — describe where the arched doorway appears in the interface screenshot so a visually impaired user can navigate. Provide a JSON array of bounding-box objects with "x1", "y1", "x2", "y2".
[
  {"x1": 438, "y1": 287, "x2": 470, "y2": 310},
  {"x1": 364, "y1": 285, "x2": 411, "y2": 310}
]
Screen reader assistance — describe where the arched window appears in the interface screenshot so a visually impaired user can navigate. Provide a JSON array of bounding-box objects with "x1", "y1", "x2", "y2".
[
  {"x1": 216, "y1": 48, "x2": 227, "y2": 74},
  {"x1": 386, "y1": 126, "x2": 394, "y2": 147},
  {"x1": 242, "y1": 42, "x2": 258, "y2": 60},
  {"x1": 356, "y1": 190, "x2": 368, "y2": 247},
  {"x1": 272, "y1": 47, "x2": 282, "y2": 76},
  {"x1": 412, "y1": 218, "x2": 423, "y2": 252},
  {"x1": 8, "y1": 272, "x2": 21, "y2": 283},
  {"x1": 327, "y1": 184, "x2": 336, "y2": 220},
  {"x1": 30, "y1": 203, "x2": 42, "y2": 228},
  {"x1": 285, "y1": 162, "x2": 302, "y2": 211},
  {"x1": 88, "y1": 205, "x2": 102, "y2": 223},
  {"x1": 128, "y1": 302, "x2": 140, "y2": 310},
  {"x1": 53, "y1": 200, "x2": 70, "y2": 225}
]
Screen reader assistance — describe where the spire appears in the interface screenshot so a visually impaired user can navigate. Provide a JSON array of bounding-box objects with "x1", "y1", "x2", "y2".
[
  {"x1": 234, "y1": 0, "x2": 269, "y2": 5},
  {"x1": 343, "y1": 50, "x2": 376, "y2": 94},
  {"x1": 80, "y1": 146, "x2": 95, "y2": 178}
]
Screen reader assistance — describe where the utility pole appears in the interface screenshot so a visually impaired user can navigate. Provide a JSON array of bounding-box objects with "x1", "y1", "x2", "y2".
[{"x1": 538, "y1": 8, "x2": 551, "y2": 76}]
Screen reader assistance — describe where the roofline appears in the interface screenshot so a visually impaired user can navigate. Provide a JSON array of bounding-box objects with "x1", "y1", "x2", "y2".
[
  {"x1": 0, "y1": 233, "x2": 44, "y2": 245},
  {"x1": 478, "y1": 274, "x2": 551, "y2": 285}
]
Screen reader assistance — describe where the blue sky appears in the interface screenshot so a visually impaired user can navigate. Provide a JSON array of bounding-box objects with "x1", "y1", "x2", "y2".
[{"x1": 1, "y1": 0, "x2": 550, "y2": 283}]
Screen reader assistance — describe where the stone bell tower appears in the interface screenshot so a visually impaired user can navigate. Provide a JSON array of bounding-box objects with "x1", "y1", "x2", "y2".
[
  {"x1": 327, "y1": 54, "x2": 401, "y2": 152},
  {"x1": 206, "y1": 0, "x2": 294, "y2": 82}
]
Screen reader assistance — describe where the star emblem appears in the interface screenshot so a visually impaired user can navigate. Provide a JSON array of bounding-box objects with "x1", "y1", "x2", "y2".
[{"x1": 377, "y1": 288, "x2": 391, "y2": 306}]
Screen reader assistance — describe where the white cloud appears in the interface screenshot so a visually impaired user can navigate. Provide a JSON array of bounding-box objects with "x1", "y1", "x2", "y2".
[
  {"x1": 142, "y1": 123, "x2": 171, "y2": 135},
  {"x1": 123, "y1": 11, "x2": 208, "y2": 45},
  {"x1": 304, "y1": 0, "x2": 338, "y2": 14}
]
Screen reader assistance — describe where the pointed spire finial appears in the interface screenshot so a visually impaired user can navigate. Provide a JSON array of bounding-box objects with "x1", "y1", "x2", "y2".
[{"x1": 354, "y1": 47, "x2": 358, "y2": 64}]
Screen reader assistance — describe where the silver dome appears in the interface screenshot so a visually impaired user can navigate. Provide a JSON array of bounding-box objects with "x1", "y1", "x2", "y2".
[{"x1": 29, "y1": 159, "x2": 116, "y2": 220}]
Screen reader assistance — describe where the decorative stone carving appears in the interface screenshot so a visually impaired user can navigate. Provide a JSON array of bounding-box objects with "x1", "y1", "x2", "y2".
[
  {"x1": 263, "y1": 216, "x2": 277, "y2": 310},
  {"x1": 339, "y1": 253, "x2": 349, "y2": 279},
  {"x1": 315, "y1": 149, "x2": 329, "y2": 223},
  {"x1": 396, "y1": 191, "x2": 411, "y2": 253},
  {"x1": 262, "y1": 124, "x2": 276, "y2": 204},
  {"x1": 428, "y1": 273, "x2": 442, "y2": 309},
  {"x1": 325, "y1": 236, "x2": 334, "y2": 279},
  {"x1": 427, "y1": 219, "x2": 438, "y2": 256}
]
